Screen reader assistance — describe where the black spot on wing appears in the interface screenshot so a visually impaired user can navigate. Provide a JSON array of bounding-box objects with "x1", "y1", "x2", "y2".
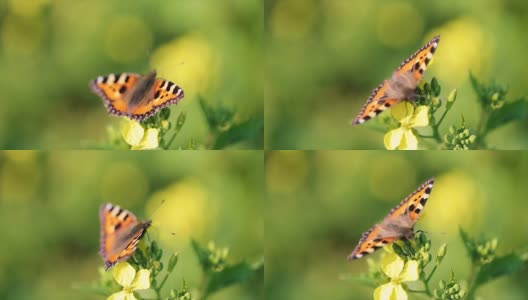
[
  {"x1": 165, "y1": 81, "x2": 174, "y2": 92},
  {"x1": 119, "y1": 86, "x2": 127, "y2": 94},
  {"x1": 420, "y1": 197, "x2": 427, "y2": 206},
  {"x1": 409, "y1": 204, "x2": 416, "y2": 212},
  {"x1": 154, "y1": 90, "x2": 160, "y2": 99}
]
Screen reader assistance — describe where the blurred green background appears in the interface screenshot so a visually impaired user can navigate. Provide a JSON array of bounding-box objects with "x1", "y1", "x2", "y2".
[
  {"x1": 0, "y1": 151, "x2": 263, "y2": 300},
  {"x1": 0, "y1": 0, "x2": 263, "y2": 149},
  {"x1": 266, "y1": 151, "x2": 528, "y2": 299},
  {"x1": 265, "y1": 0, "x2": 528, "y2": 149}
]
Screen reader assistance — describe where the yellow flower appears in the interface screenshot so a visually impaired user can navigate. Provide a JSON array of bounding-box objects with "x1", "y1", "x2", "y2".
[
  {"x1": 374, "y1": 253, "x2": 419, "y2": 300},
  {"x1": 108, "y1": 262, "x2": 150, "y2": 300},
  {"x1": 384, "y1": 102, "x2": 429, "y2": 150},
  {"x1": 121, "y1": 119, "x2": 159, "y2": 150}
]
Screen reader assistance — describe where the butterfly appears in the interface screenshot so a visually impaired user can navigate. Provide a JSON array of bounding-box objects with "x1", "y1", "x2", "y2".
[
  {"x1": 351, "y1": 35, "x2": 440, "y2": 125},
  {"x1": 100, "y1": 203, "x2": 152, "y2": 269},
  {"x1": 90, "y1": 71, "x2": 184, "y2": 122},
  {"x1": 347, "y1": 178, "x2": 435, "y2": 260}
]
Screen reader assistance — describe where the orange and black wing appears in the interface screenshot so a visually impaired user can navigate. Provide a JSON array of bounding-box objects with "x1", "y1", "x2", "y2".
[
  {"x1": 347, "y1": 178, "x2": 435, "y2": 260},
  {"x1": 99, "y1": 203, "x2": 143, "y2": 269},
  {"x1": 351, "y1": 35, "x2": 440, "y2": 125},
  {"x1": 351, "y1": 81, "x2": 401, "y2": 125},
  {"x1": 383, "y1": 177, "x2": 435, "y2": 223},
  {"x1": 90, "y1": 73, "x2": 141, "y2": 117},
  {"x1": 130, "y1": 78, "x2": 184, "y2": 121},
  {"x1": 347, "y1": 225, "x2": 400, "y2": 260},
  {"x1": 394, "y1": 35, "x2": 440, "y2": 81}
]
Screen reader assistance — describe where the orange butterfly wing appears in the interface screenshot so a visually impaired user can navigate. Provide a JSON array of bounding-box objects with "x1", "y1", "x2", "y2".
[
  {"x1": 99, "y1": 203, "x2": 151, "y2": 269},
  {"x1": 395, "y1": 35, "x2": 440, "y2": 81},
  {"x1": 91, "y1": 73, "x2": 184, "y2": 121},
  {"x1": 351, "y1": 35, "x2": 440, "y2": 125},
  {"x1": 351, "y1": 81, "x2": 400, "y2": 125},
  {"x1": 131, "y1": 78, "x2": 184, "y2": 118},
  {"x1": 348, "y1": 178, "x2": 435, "y2": 260},
  {"x1": 91, "y1": 73, "x2": 140, "y2": 115}
]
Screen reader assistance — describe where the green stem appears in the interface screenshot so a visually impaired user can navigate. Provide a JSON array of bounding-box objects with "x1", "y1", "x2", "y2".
[
  {"x1": 199, "y1": 273, "x2": 210, "y2": 300},
  {"x1": 158, "y1": 273, "x2": 170, "y2": 291},
  {"x1": 465, "y1": 264, "x2": 480, "y2": 300},
  {"x1": 164, "y1": 129, "x2": 181, "y2": 150},
  {"x1": 425, "y1": 264, "x2": 439, "y2": 283},
  {"x1": 436, "y1": 108, "x2": 449, "y2": 127}
]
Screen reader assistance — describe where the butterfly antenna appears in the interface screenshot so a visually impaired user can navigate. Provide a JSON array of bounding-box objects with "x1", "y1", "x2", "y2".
[{"x1": 149, "y1": 199, "x2": 166, "y2": 220}]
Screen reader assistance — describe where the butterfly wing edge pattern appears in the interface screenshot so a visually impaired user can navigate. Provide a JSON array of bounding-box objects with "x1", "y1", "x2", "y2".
[
  {"x1": 347, "y1": 177, "x2": 435, "y2": 260},
  {"x1": 351, "y1": 35, "x2": 440, "y2": 126}
]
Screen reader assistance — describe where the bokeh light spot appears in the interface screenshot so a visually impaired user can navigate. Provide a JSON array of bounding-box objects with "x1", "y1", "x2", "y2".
[
  {"x1": 432, "y1": 17, "x2": 493, "y2": 85},
  {"x1": 7, "y1": 0, "x2": 49, "y2": 18},
  {"x1": 151, "y1": 33, "x2": 216, "y2": 100},
  {"x1": 147, "y1": 180, "x2": 214, "y2": 245},
  {"x1": 424, "y1": 171, "x2": 484, "y2": 232},
  {"x1": 270, "y1": 0, "x2": 316, "y2": 41},
  {"x1": 1, "y1": 15, "x2": 45, "y2": 58},
  {"x1": 104, "y1": 16, "x2": 152, "y2": 63},
  {"x1": 376, "y1": 1, "x2": 424, "y2": 48}
]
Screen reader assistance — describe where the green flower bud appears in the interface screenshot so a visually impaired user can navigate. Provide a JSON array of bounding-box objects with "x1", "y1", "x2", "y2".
[
  {"x1": 490, "y1": 238, "x2": 498, "y2": 251},
  {"x1": 176, "y1": 111, "x2": 187, "y2": 129},
  {"x1": 168, "y1": 252, "x2": 179, "y2": 272},
  {"x1": 439, "y1": 280, "x2": 446, "y2": 289},
  {"x1": 448, "y1": 89, "x2": 458, "y2": 103},
  {"x1": 432, "y1": 97, "x2": 441, "y2": 107},
  {"x1": 436, "y1": 243, "x2": 448, "y2": 264},
  {"x1": 491, "y1": 92, "x2": 500, "y2": 102},
  {"x1": 392, "y1": 243, "x2": 406, "y2": 258},
  {"x1": 468, "y1": 135, "x2": 476, "y2": 143}
]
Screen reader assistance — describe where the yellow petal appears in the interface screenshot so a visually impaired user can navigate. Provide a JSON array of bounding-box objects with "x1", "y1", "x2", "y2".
[
  {"x1": 113, "y1": 262, "x2": 136, "y2": 287},
  {"x1": 133, "y1": 128, "x2": 159, "y2": 150},
  {"x1": 130, "y1": 269, "x2": 151, "y2": 290},
  {"x1": 398, "y1": 129, "x2": 418, "y2": 150},
  {"x1": 391, "y1": 102, "x2": 414, "y2": 123},
  {"x1": 392, "y1": 283, "x2": 409, "y2": 300},
  {"x1": 107, "y1": 291, "x2": 128, "y2": 300},
  {"x1": 381, "y1": 253, "x2": 404, "y2": 279},
  {"x1": 409, "y1": 106, "x2": 429, "y2": 127},
  {"x1": 384, "y1": 128, "x2": 405, "y2": 150},
  {"x1": 121, "y1": 119, "x2": 145, "y2": 146},
  {"x1": 399, "y1": 260, "x2": 420, "y2": 282},
  {"x1": 124, "y1": 293, "x2": 138, "y2": 300},
  {"x1": 374, "y1": 282, "x2": 407, "y2": 300}
]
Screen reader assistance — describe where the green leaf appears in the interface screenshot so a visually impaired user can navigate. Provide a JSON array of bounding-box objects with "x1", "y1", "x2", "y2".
[
  {"x1": 191, "y1": 239, "x2": 212, "y2": 271},
  {"x1": 206, "y1": 258, "x2": 263, "y2": 295},
  {"x1": 459, "y1": 227, "x2": 477, "y2": 262},
  {"x1": 475, "y1": 253, "x2": 527, "y2": 286},
  {"x1": 213, "y1": 117, "x2": 263, "y2": 149},
  {"x1": 485, "y1": 98, "x2": 528, "y2": 132},
  {"x1": 198, "y1": 96, "x2": 235, "y2": 131}
]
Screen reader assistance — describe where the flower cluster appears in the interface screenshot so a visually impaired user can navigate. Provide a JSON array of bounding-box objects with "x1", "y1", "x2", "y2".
[
  {"x1": 119, "y1": 108, "x2": 186, "y2": 150},
  {"x1": 443, "y1": 120, "x2": 477, "y2": 150},
  {"x1": 433, "y1": 271, "x2": 467, "y2": 300}
]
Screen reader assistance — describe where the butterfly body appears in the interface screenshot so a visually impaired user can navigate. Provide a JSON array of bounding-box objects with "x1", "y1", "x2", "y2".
[
  {"x1": 348, "y1": 178, "x2": 435, "y2": 260},
  {"x1": 352, "y1": 36, "x2": 440, "y2": 125},
  {"x1": 100, "y1": 203, "x2": 151, "y2": 269},
  {"x1": 90, "y1": 71, "x2": 184, "y2": 122}
]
